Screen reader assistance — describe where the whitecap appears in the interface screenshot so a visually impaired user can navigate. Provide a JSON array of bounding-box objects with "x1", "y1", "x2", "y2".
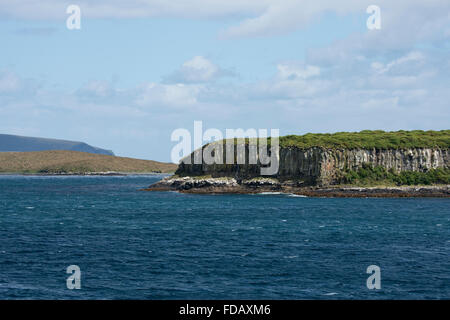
[
  {"x1": 324, "y1": 292, "x2": 338, "y2": 296},
  {"x1": 252, "y1": 192, "x2": 307, "y2": 197},
  {"x1": 287, "y1": 194, "x2": 307, "y2": 197},
  {"x1": 256, "y1": 192, "x2": 284, "y2": 195}
]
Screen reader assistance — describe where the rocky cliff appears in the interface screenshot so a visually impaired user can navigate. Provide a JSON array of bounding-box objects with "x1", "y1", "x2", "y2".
[
  {"x1": 176, "y1": 145, "x2": 449, "y2": 186},
  {"x1": 147, "y1": 131, "x2": 450, "y2": 196}
]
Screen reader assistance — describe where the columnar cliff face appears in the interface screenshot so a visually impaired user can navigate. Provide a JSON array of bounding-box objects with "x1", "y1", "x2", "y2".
[
  {"x1": 312, "y1": 147, "x2": 448, "y2": 185},
  {"x1": 176, "y1": 146, "x2": 449, "y2": 186}
]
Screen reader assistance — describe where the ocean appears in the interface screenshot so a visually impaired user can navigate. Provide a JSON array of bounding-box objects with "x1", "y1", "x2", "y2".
[{"x1": 0, "y1": 175, "x2": 448, "y2": 299}]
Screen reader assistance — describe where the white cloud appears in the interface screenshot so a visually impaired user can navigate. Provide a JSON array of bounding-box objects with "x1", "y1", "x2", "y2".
[
  {"x1": 2, "y1": 1, "x2": 449, "y2": 160},
  {"x1": 165, "y1": 56, "x2": 223, "y2": 83},
  {"x1": 1, "y1": 45, "x2": 449, "y2": 161},
  {"x1": 135, "y1": 82, "x2": 202, "y2": 107},
  {"x1": 371, "y1": 51, "x2": 424, "y2": 75},
  {"x1": 0, "y1": 70, "x2": 41, "y2": 101},
  {"x1": 78, "y1": 80, "x2": 115, "y2": 98},
  {"x1": 182, "y1": 56, "x2": 218, "y2": 82},
  {"x1": 3, "y1": 1, "x2": 449, "y2": 44},
  {"x1": 1, "y1": 48, "x2": 447, "y2": 118},
  {"x1": 220, "y1": 0, "x2": 364, "y2": 38},
  {"x1": 0, "y1": 71, "x2": 21, "y2": 93},
  {"x1": 361, "y1": 97, "x2": 399, "y2": 110},
  {"x1": 0, "y1": 0, "x2": 268, "y2": 20},
  {"x1": 276, "y1": 63, "x2": 320, "y2": 80}
]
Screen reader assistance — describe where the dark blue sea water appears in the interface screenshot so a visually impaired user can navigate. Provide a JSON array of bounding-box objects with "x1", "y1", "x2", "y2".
[{"x1": 0, "y1": 175, "x2": 448, "y2": 299}]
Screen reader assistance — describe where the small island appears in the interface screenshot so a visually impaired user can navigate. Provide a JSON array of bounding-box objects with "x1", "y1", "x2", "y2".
[
  {"x1": 146, "y1": 130, "x2": 450, "y2": 197},
  {"x1": 0, "y1": 150, "x2": 177, "y2": 175},
  {"x1": 0, "y1": 134, "x2": 178, "y2": 175}
]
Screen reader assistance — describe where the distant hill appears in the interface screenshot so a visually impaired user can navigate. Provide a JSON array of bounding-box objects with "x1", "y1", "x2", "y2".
[
  {"x1": 0, "y1": 134, "x2": 114, "y2": 155},
  {"x1": 0, "y1": 150, "x2": 177, "y2": 174}
]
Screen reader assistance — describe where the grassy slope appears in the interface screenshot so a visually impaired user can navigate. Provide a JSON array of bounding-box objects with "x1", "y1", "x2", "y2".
[
  {"x1": 278, "y1": 130, "x2": 450, "y2": 149},
  {"x1": 0, "y1": 150, "x2": 177, "y2": 174},
  {"x1": 220, "y1": 130, "x2": 450, "y2": 149}
]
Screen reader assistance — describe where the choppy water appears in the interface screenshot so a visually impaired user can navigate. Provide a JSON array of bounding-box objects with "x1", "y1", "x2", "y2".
[{"x1": 0, "y1": 175, "x2": 448, "y2": 299}]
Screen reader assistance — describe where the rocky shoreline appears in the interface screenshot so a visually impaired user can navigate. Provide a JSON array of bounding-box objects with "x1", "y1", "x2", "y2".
[{"x1": 144, "y1": 176, "x2": 450, "y2": 198}]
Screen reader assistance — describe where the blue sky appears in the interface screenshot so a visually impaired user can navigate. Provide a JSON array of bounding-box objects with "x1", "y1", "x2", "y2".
[{"x1": 0, "y1": 1, "x2": 449, "y2": 161}]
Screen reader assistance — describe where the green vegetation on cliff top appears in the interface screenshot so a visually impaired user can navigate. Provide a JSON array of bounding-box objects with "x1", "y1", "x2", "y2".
[
  {"x1": 221, "y1": 130, "x2": 449, "y2": 149},
  {"x1": 278, "y1": 130, "x2": 450, "y2": 149}
]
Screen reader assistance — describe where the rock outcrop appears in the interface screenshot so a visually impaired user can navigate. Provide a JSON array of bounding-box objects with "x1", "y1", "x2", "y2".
[
  {"x1": 145, "y1": 175, "x2": 450, "y2": 197},
  {"x1": 175, "y1": 145, "x2": 449, "y2": 186},
  {"x1": 146, "y1": 131, "x2": 450, "y2": 197}
]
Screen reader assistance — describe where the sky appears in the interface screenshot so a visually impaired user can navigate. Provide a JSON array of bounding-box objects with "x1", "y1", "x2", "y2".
[{"x1": 0, "y1": 0, "x2": 449, "y2": 161}]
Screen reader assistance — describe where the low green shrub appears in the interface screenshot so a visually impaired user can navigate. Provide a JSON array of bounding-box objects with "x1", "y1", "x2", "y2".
[{"x1": 340, "y1": 164, "x2": 450, "y2": 186}]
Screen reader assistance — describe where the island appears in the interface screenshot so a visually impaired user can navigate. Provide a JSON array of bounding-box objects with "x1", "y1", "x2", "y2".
[
  {"x1": 146, "y1": 130, "x2": 450, "y2": 197},
  {"x1": 0, "y1": 134, "x2": 115, "y2": 155},
  {"x1": 0, "y1": 150, "x2": 177, "y2": 174}
]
